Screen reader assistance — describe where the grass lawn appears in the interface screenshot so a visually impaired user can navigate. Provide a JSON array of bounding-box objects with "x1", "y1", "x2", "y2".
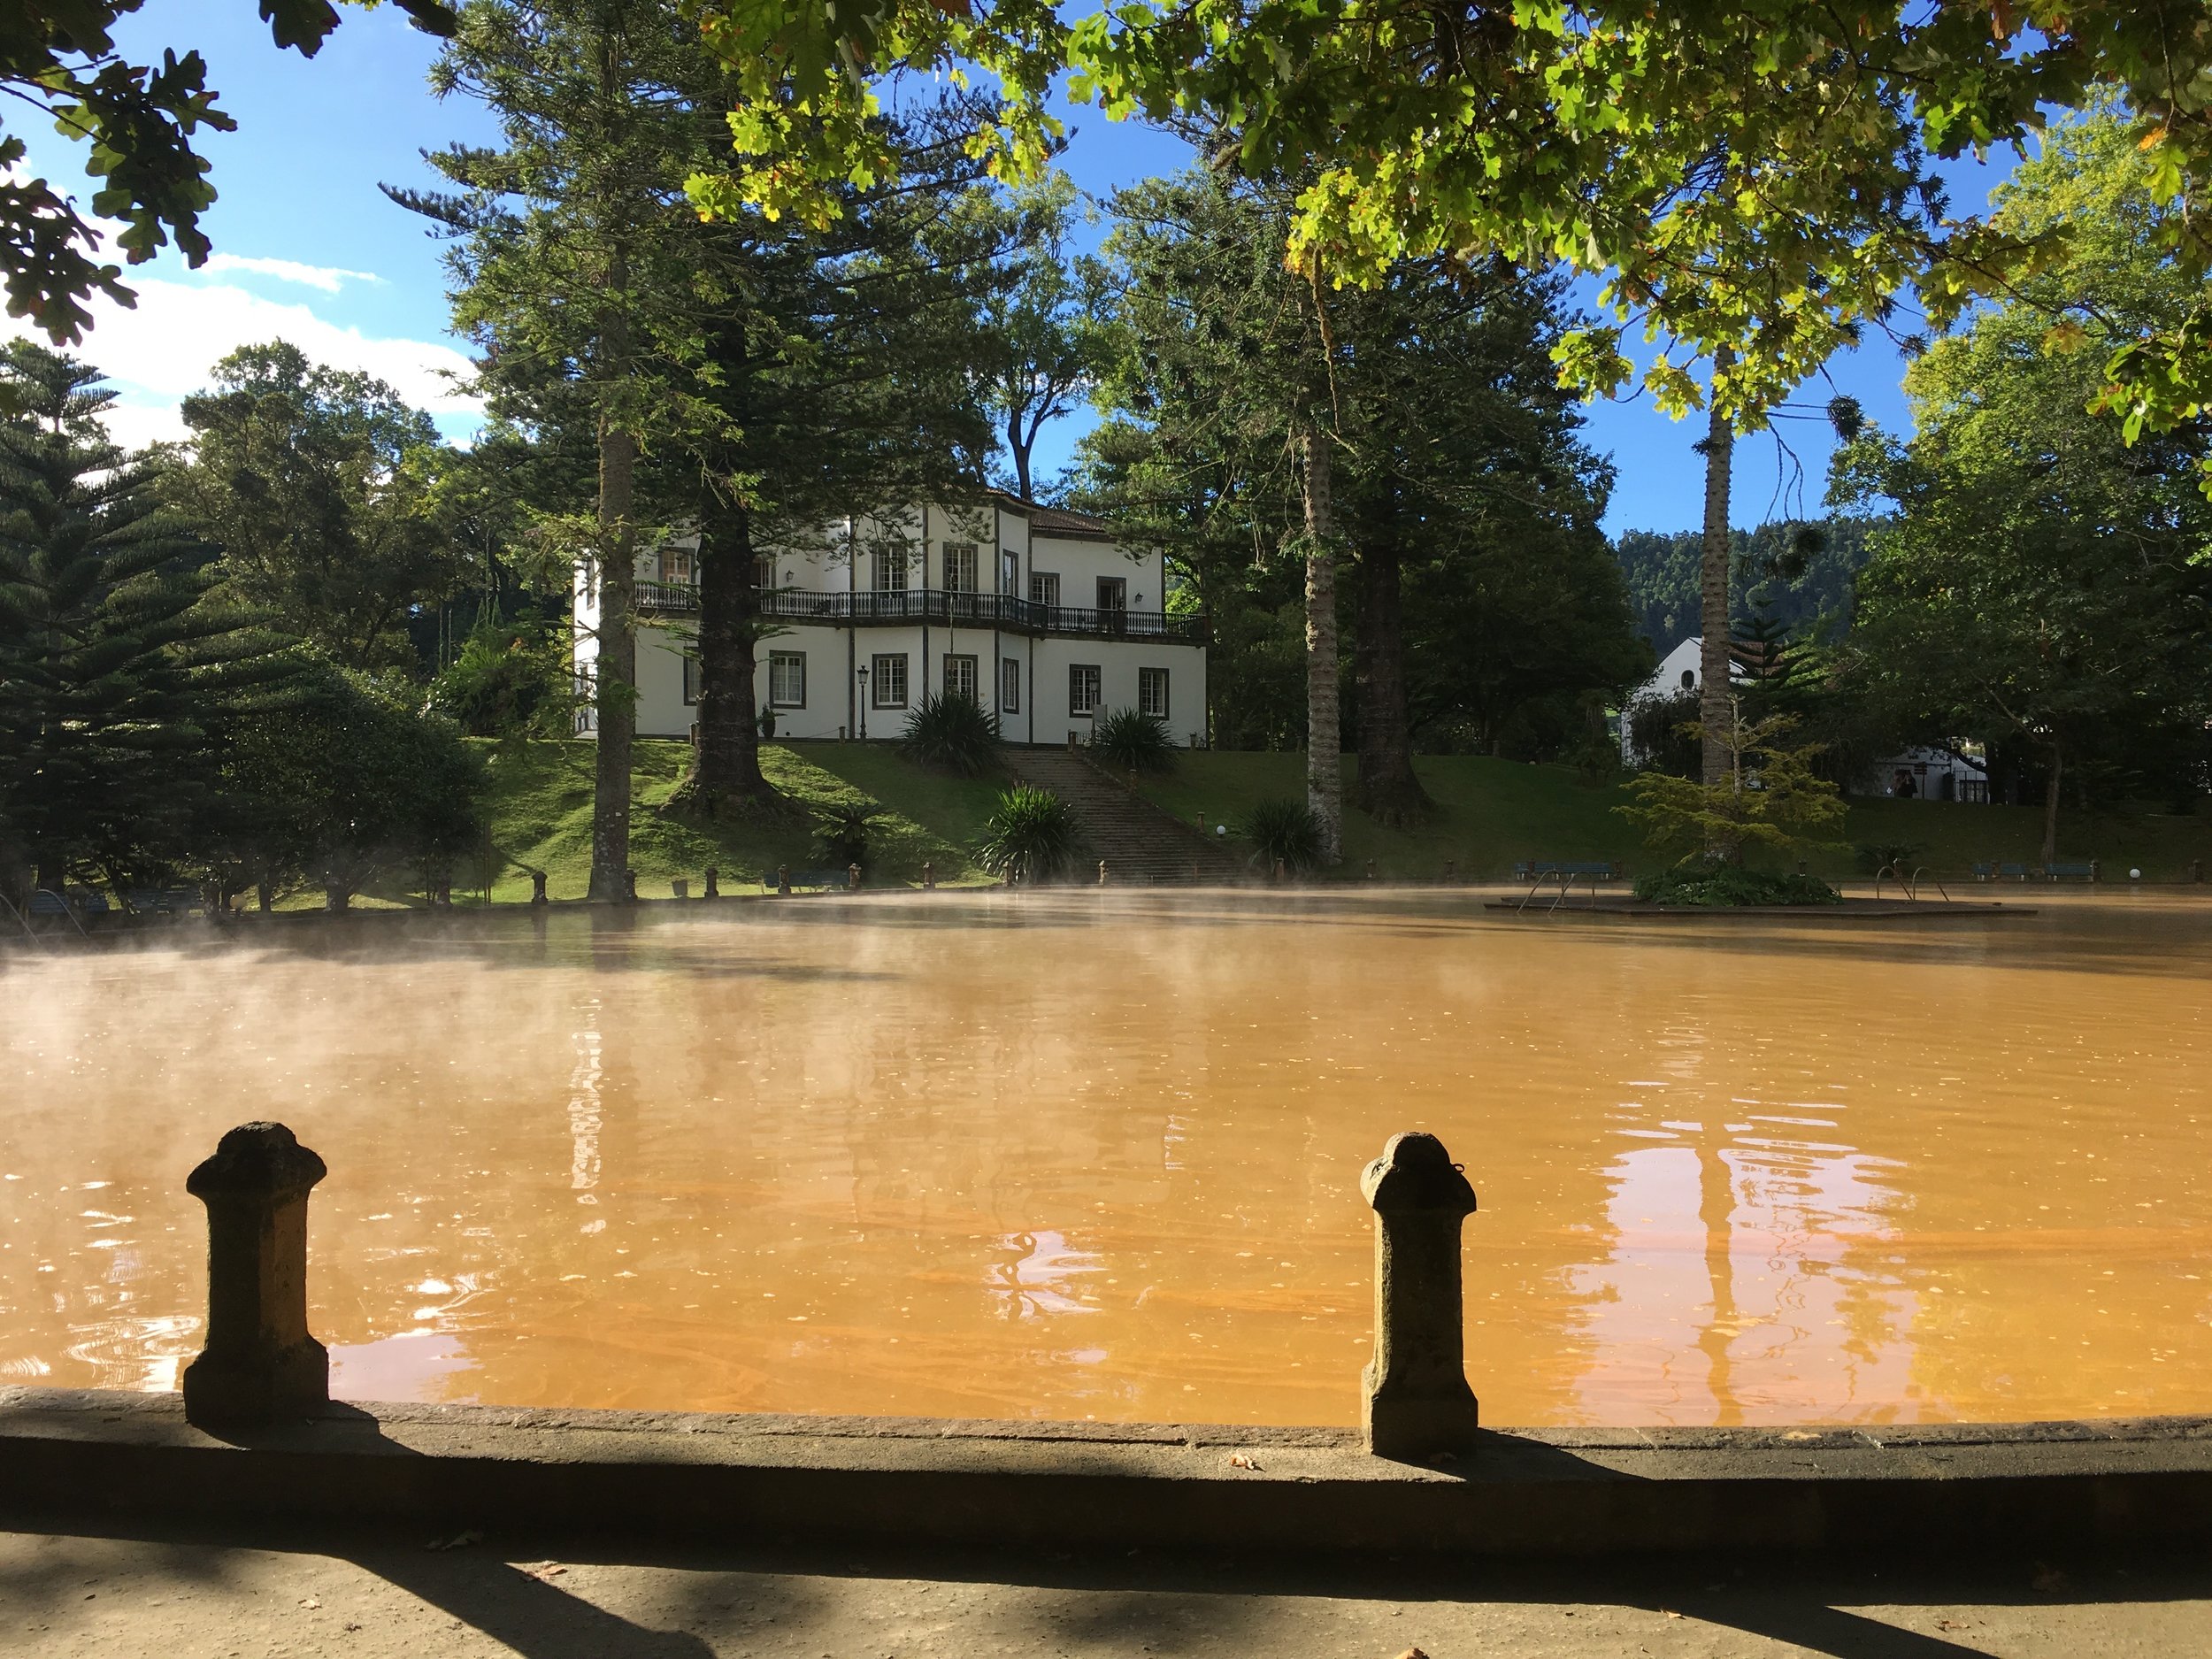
[
  {"x1": 308, "y1": 741, "x2": 2208, "y2": 908},
  {"x1": 1139, "y1": 752, "x2": 2212, "y2": 884},
  {"x1": 465, "y1": 738, "x2": 1010, "y2": 902}
]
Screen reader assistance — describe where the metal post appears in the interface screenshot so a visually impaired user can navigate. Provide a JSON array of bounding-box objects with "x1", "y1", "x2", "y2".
[
  {"x1": 529, "y1": 870, "x2": 548, "y2": 906},
  {"x1": 1097, "y1": 859, "x2": 1109, "y2": 886},
  {"x1": 1360, "y1": 1131, "x2": 1480, "y2": 1459},
  {"x1": 923, "y1": 861, "x2": 935, "y2": 890},
  {"x1": 703, "y1": 867, "x2": 719, "y2": 900},
  {"x1": 181, "y1": 1123, "x2": 328, "y2": 1425},
  {"x1": 778, "y1": 864, "x2": 791, "y2": 897},
  {"x1": 848, "y1": 863, "x2": 862, "y2": 891}
]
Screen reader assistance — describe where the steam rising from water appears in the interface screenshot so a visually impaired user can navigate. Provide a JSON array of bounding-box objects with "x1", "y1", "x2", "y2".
[{"x1": 3, "y1": 891, "x2": 2209, "y2": 1425}]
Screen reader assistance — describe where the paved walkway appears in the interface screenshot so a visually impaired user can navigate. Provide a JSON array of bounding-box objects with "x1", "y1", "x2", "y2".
[{"x1": 4, "y1": 1514, "x2": 2211, "y2": 1658}]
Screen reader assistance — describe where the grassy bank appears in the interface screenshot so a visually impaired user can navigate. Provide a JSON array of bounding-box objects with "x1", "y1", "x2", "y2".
[
  {"x1": 353, "y1": 741, "x2": 2210, "y2": 907},
  {"x1": 1140, "y1": 752, "x2": 2212, "y2": 884},
  {"x1": 472, "y1": 739, "x2": 1007, "y2": 902}
]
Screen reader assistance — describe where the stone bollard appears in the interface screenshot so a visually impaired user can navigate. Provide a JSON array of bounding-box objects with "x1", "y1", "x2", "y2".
[
  {"x1": 671, "y1": 878, "x2": 689, "y2": 900},
  {"x1": 1365, "y1": 859, "x2": 1377, "y2": 880},
  {"x1": 2090, "y1": 859, "x2": 2101, "y2": 883},
  {"x1": 623, "y1": 868, "x2": 638, "y2": 902},
  {"x1": 923, "y1": 860, "x2": 935, "y2": 890},
  {"x1": 778, "y1": 864, "x2": 791, "y2": 897},
  {"x1": 181, "y1": 1123, "x2": 329, "y2": 1425},
  {"x1": 847, "y1": 863, "x2": 862, "y2": 891},
  {"x1": 1273, "y1": 857, "x2": 1286, "y2": 884},
  {"x1": 703, "y1": 867, "x2": 719, "y2": 900},
  {"x1": 1360, "y1": 1131, "x2": 1480, "y2": 1460},
  {"x1": 529, "y1": 870, "x2": 548, "y2": 906},
  {"x1": 1098, "y1": 859, "x2": 1110, "y2": 886},
  {"x1": 2193, "y1": 860, "x2": 2204, "y2": 884},
  {"x1": 1441, "y1": 859, "x2": 1455, "y2": 885}
]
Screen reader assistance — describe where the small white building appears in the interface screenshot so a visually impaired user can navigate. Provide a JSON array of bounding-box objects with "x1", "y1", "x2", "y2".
[
  {"x1": 1619, "y1": 637, "x2": 1729, "y2": 768},
  {"x1": 572, "y1": 493, "x2": 1209, "y2": 747},
  {"x1": 1864, "y1": 745, "x2": 1990, "y2": 803}
]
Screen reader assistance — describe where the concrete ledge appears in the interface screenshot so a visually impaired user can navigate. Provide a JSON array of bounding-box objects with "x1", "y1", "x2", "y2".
[{"x1": 7, "y1": 1387, "x2": 2212, "y2": 1556}]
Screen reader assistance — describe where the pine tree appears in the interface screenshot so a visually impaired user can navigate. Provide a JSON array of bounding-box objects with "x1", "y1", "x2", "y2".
[{"x1": 0, "y1": 342, "x2": 291, "y2": 898}]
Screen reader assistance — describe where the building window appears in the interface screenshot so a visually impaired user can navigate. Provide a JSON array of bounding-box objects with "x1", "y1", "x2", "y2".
[
  {"x1": 1139, "y1": 666, "x2": 1169, "y2": 719},
  {"x1": 682, "y1": 655, "x2": 700, "y2": 706},
  {"x1": 1001, "y1": 657, "x2": 1020, "y2": 714},
  {"x1": 1030, "y1": 572, "x2": 1060, "y2": 607},
  {"x1": 874, "y1": 548, "x2": 909, "y2": 591},
  {"x1": 1679, "y1": 668, "x2": 1695, "y2": 689},
  {"x1": 871, "y1": 653, "x2": 908, "y2": 708},
  {"x1": 1096, "y1": 575, "x2": 1126, "y2": 611},
  {"x1": 658, "y1": 546, "x2": 694, "y2": 586},
  {"x1": 1001, "y1": 549, "x2": 1019, "y2": 595},
  {"x1": 943, "y1": 653, "x2": 979, "y2": 703},
  {"x1": 1069, "y1": 664, "x2": 1101, "y2": 717},
  {"x1": 769, "y1": 651, "x2": 806, "y2": 709},
  {"x1": 943, "y1": 542, "x2": 978, "y2": 593}
]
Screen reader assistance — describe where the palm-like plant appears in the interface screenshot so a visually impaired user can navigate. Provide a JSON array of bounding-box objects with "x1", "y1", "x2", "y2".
[
  {"x1": 812, "y1": 800, "x2": 885, "y2": 869},
  {"x1": 1239, "y1": 797, "x2": 1325, "y2": 873},
  {"x1": 899, "y1": 692, "x2": 1001, "y2": 777},
  {"x1": 974, "y1": 785, "x2": 1082, "y2": 883},
  {"x1": 1089, "y1": 705, "x2": 1175, "y2": 772}
]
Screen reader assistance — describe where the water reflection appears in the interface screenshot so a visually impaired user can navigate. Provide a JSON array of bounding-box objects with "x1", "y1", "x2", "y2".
[{"x1": 2, "y1": 890, "x2": 2208, "y2": 1426}]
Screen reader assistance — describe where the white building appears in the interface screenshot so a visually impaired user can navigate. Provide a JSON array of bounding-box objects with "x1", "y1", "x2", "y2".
[
  {"x1": 572, "y1": 494, "x2": 1209, "y2": 747},
  {"x1": 1618, "y1": 637, "x2": 1722, "y2": 768}
]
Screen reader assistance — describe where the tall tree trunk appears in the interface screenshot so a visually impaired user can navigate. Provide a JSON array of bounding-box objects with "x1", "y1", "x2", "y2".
[
  {"x1": 1009, "y1": 412, "x2": 1033, "y2": 502},
  {"x1": 1300, "y1": 418, "x2": 1343, "y2": 864},
  {"x1": 2041, "y1": 739, "x2": 2064, "y2": 868},
  {"x1": 671, "y1": 501, "x2": 778, "y2": 816},
  {"x1": 1352, "y1": 533, "x2": 1430, "y2": 826},
  {"x1": 587, "y1": 245, "x2": 637, "y2": 902},
  {"x1": 1697, "y1": 351, "x2": 1736, "y2": 835}
]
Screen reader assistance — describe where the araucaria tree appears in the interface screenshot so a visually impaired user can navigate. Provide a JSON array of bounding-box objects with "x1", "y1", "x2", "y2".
[
  {"x1": 1834, "y1": 105, "x2": 2212, "y2": 865},
  {"x1": 401, "y1": 0, "x2": 715, "y2": 900},
  {"x1": 0, "y1": 343, "x2": 288, "y2": 895}
]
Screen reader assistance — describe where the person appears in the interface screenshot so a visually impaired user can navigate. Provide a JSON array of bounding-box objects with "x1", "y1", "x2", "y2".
[{"x1": 1894, "y1": 768, "x2": 1917, "y2": 799}]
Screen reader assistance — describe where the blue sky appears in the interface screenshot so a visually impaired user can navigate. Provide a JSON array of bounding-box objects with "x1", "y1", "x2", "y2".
[{"x1": 12, "y1": 9, "x2": 2007, "y2": 536}]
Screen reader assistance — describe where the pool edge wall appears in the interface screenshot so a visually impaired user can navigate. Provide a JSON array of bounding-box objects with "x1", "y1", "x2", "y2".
[{"x1": 4, "y1": 1387, "x2": 2211, "y2": 1556}]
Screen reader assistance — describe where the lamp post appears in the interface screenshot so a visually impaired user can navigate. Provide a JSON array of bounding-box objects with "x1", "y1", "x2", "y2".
[{"x1": 856, "y1": 663, "x2": 870, "y2": 740}]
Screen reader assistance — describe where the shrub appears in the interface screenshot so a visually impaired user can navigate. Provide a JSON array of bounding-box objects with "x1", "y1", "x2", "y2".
[
  {"x1": 975, "y1": 785, "x2": 1082, "y2": 883},
  {"x1": 1090, "y1": 705, "x2": 1176, "y2": 772},
  {"x1": 426, "y1": 616, "x2": 574, "y2": 739},
  {"x1": 812, "y1": 800, "x2": 884, "y2": 869},
  {"x1": 1854, "y1": 840, "x2": 1922, "y2": 874},
  {"x1": 1624, "y1": 687, "x2": 1701, "y2": 778},
  {"x1": 1633, "y1": 864, "x2": 1840, "y2": 907},
  {"x1": 898, "y1": 692, "x2": 1000, "y2": 777},
  {"x1": 1239, "y1": 797, "x2": 1324, "y2": 872}
]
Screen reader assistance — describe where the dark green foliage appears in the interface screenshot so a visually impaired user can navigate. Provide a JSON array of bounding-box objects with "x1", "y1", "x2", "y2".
[
  {"x1": 167, "y1": 342, "x2": 455, "y2": 671},
  {"x1": 1089, "y1": 706, "x2": 1175, "y2": 773},
  {"x1": 1632, "y1": 864, "x2": 1840, "y2": 908},
  {"x1": 1613, "y1": 518, "x2": 1881, "y2": 657},
  {"x1": 1238, "y1": 797, "x2": 1324, "y2": 872},
  {"x1": 897, "y1": 692, "x2": 1002, "y2": 777},
  {"x1": 0, "y1": 342, "x2": 296, "y2": 891},
  {"x1": 1625, "y1": 687, "x2": 1702, "y2": 779},
  {"x1": 1854, "y1": 840, "x2": 1923, "y2": 874},
  {"x1": 812, "y1": 801, "x2": 885, "y2": 868},
  {"x1": 973, "y1": 785, "x2": 1081, "y2": 882},
  {"x1": 427, "y1": 616, "x2": 575, "y2": 738},
  {"x1": 215, "y1": 669, "x2": 488, "y2": 908}
]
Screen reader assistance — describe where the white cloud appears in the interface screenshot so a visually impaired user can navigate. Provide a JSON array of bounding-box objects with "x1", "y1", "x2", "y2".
[
  {"x1": 6, "y1": 278, "x2": 485, "y2": 447},
  {"x1": 201, "y1": 254, "x2": 388, "y2": 294}
]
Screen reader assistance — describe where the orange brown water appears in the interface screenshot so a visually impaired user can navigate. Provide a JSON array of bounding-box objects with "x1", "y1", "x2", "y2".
[{"x1": 4, "y1": 890, "x2": 2208, "y2": 1427}]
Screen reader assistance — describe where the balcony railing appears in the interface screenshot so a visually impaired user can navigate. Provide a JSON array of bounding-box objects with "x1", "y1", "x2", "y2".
[{"x1": 632, "y1": 580, "x2": 1206, "y2": 643}]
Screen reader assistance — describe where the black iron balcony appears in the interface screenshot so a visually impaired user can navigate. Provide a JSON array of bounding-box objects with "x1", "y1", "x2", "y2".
[{"x1": 632, "y1": 581, "x2": 1206, "y2": 643}]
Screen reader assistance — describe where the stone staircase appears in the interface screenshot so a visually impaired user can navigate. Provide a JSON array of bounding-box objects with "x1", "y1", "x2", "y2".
[{"x1": 1006, "y1": 748, "x2": 1248, "y2": 885}]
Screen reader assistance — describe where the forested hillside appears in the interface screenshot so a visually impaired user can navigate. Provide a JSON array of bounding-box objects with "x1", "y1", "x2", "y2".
[{"x1": 1613, "y1": 518, "x2": 1883, "y2": 656}]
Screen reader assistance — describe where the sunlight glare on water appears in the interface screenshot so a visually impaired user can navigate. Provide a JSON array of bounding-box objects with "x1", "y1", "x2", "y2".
[{"x1": 2, "y1": 890, "x2": 2208, "y2": 1427}]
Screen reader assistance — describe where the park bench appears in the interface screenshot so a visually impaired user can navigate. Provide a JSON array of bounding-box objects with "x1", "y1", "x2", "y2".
[
  {"x1": 2046, "y1": 861, "x2": 2098, "y2": 882},
  {"x1": 1997, "y1": 862, "x2": 2031, "y2": 881},
  {"x1": 1512, "y1": 859, "x2": 1620, "y2": 911},
  {"x1": 123, "y1": 887, "x2": 204, "y2": 916}
]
